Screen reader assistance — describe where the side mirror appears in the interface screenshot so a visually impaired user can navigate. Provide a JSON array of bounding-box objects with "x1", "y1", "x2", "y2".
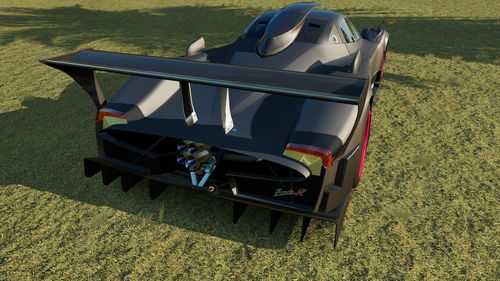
[
  {"x1": 361, "y1": 27, "x2": 382, "y2": 41},
  {"x1": 361, "y1": 18, "x2": 396, "y2": 41}
]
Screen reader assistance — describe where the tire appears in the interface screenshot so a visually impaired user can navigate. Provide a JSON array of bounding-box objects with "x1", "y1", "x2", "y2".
[{"x1": 374, "y1": 48, "x2": 388, "y2": 88}]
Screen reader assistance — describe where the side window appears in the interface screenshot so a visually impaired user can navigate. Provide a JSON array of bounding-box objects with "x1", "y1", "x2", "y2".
[
  {"x1": 338, "y1": 18, "x2": 360, "y2": 43},
  {"x1": 346, "y1": 19, "x2": 361, "y2": 42}
]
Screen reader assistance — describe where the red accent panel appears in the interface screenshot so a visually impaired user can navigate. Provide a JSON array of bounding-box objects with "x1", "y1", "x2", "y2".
[
  {"x1": 358, "y1": 110, "x2": 371, "y2": 179},
  {"x1": 380, "y1": 51, "x2": 387, "y2": 78}
]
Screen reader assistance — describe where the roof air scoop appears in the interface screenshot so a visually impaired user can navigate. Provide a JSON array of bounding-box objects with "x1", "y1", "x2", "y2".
[{"x1": 257, "y1": 2, "x2": 320, "y2": 58}]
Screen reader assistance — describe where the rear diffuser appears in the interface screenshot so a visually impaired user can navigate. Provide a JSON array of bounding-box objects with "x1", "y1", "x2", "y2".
[{"x1": 84, "y1": 156, "x2": 350, "y2": 246}]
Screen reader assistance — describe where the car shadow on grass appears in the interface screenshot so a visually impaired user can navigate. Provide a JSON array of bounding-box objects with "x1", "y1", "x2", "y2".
[
  {"x1": 340, "y1": 11, "x2": 499, "y2": 65},
  {"x1": 0, "y1": 5, "x2": 498, "y2": 63},
  {"x1": 1, "y1": 4, "x2": 498, "y2": 249},
  {"x1": 0, "y1": 75, "x2": 302, "y2": 249},
  {"x1": 0, "y1": 5, "x2": 259, "y2": 53}
]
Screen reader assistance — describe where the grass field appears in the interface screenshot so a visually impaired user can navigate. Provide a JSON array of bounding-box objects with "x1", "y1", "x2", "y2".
[{"x1": 0, "y1": 0, "x2": 498, "y2": 280}]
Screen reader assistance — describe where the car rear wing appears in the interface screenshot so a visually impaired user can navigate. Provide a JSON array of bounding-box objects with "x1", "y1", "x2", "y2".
[{"x1": 40, "y1": 48, "x2": 368, "y2": 132}]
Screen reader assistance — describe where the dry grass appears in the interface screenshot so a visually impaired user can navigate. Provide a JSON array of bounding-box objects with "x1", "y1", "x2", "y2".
[{"x1": 0, "y1": 0, "x2": 498, "y2": 280}]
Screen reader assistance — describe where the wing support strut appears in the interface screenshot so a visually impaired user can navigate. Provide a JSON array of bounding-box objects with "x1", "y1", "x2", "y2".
[
  {"x1": 220, "y1": 87, "x2": 234, "y2": 134},
  {"x1": 180, "y1": 81, "x2": 198, "y2": 126}
]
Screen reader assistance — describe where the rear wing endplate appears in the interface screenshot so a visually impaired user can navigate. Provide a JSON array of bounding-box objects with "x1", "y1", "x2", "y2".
[{"x1": 40, "y1": 49, "x2": 367, "y2": 131}]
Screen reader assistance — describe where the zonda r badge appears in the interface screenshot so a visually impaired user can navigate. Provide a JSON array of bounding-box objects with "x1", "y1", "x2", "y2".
[{"x1": 273, "y1": 188, "x2": 307, "y2": 197}]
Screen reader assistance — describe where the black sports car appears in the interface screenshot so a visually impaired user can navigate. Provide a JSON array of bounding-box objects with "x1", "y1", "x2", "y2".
[{"x1": 40, "y1": 2, "x2": 389, "y2": 245}]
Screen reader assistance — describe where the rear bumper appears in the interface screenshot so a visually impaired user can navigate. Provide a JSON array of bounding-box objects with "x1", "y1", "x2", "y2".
[{"x1": 84, "y1": 156, "x2": 349, "y2": 222}]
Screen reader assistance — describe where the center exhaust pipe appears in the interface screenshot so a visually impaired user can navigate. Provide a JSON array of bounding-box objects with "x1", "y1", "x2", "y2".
[{"x1": 177, "y1": 140, "x2": 214, "y2": 186}]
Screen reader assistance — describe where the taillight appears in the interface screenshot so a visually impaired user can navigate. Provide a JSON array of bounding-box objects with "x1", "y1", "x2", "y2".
[
  {"x1": 95, "y1": 108, "x2": 127, "y2": 122},
  {"x1": 283, "y1": 143, "x2": 333, "y2": 176},
  {"x1": 96, "y1": 108, "x2": 127, "y2": 129}
]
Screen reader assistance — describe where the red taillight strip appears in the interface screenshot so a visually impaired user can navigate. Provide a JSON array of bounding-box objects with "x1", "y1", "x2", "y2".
[
  {"x1": 95, "y1": 108, "x2": 127, "y2": 122},
  {"x1": 358, "y1": 110, "x2": 371, "y2": 179},
  {"x1": 285, "y1": 143, "x2": 333, "y2": 168}
]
